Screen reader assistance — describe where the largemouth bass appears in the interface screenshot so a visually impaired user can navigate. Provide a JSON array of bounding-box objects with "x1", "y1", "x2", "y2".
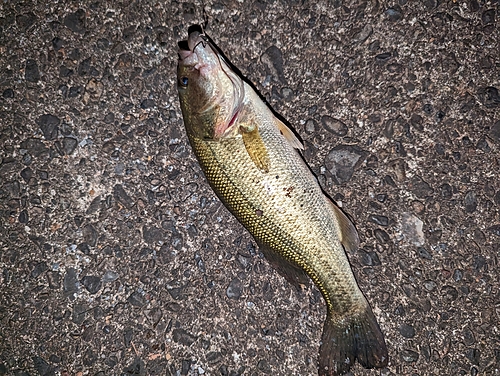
[{"x1": 176, "y1": 25, "x2": 388, "y2": 375}]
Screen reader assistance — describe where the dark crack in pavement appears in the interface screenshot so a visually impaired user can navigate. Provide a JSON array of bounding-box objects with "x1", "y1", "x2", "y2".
[{"x1": 0, "y1": 1, "x2": 499, "y2": 375}]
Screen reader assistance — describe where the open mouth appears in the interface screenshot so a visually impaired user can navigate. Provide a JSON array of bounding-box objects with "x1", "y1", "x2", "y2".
[{"x1": 177, "y1": 25, "x2": 206, "y2": 60}]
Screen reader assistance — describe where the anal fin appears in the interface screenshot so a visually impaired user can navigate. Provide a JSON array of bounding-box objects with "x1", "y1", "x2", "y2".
[
  {"x1": 240, "y1": 126, "x2": 271, "y2": 172},
  {"x1": 257, "y1": 242, "x2": 309, "y2": 290}
]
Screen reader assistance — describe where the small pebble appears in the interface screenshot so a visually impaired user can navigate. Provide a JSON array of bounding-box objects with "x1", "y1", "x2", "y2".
[
  {"x1": 401, "y1": 349, "x2": 419, "y2": 363},
  {"x1": 386, "y1": 7, "x2": 403, "y2": 21},
  {"x1": 321, "y1": 116, "x2": 348, "y2": 136},
  {"x1": 399, "y1": 323, "x2": 415, "y2": 338},
  {"x1": 305, "y1": 119, "x2": 316, "y2": 134},
  {"x1": 226, "y1": 278, "x2": 243, "y2": 299},
  {"x1": 81, "y1": 275, "x2": 101, "y2": 294},
  {"x1": 324, "y1": 145, "x2": 367, "y2": 184},
  {"x1": 370, "y1": 214, "x2": 389, "y2": 227},
  {"x1": 423, "y1": 280, "x2": 437, "y2": 291}
]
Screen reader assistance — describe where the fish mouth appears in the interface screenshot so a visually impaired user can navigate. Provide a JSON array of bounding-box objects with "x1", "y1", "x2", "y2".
[
  {"x1": 177, "y1": 24, "x2": 206, "y2": 61},
  {"x1": 177, "y1": 25, "x2": 217, "y2": 77}
]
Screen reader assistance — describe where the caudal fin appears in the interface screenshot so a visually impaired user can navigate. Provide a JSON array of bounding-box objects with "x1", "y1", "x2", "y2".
[{"x1": 318, "y1": 307, "x2": 388, "y2": 376}]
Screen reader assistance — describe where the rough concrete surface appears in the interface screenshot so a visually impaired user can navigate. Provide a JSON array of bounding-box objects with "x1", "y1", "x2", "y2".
[{"x1": 0, "y1": 0, "x2": 499, "y2": 375}]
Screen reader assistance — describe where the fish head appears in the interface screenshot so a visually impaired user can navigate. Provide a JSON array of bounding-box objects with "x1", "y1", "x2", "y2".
[{"x1": 177, "y1": 25, "x2": 244, "y2": 140}]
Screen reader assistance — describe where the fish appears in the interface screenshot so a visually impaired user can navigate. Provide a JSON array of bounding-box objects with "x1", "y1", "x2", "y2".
[{"x1": 176, "y1": 24, "x2": 388, "y2": 375}]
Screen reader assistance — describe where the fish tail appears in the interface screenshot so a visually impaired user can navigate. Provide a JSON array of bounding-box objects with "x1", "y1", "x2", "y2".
[{"x1": 318, "y1": 307, "x2": 388, "y2": 376}]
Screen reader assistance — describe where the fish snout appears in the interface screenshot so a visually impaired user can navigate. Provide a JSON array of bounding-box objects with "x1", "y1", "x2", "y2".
[
  {"x1": 187, "y1": 24, "x2": 205, "y2": 51},
  {"x1": 178, "y1": 25, "x2": 208, "y2": 63}
]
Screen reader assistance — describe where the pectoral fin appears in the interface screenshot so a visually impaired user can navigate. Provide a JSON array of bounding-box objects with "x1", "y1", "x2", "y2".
[
  {"x1": 240, "y1": 125, "x2": 271, "y2": 172},
  {"x1": 275, "y1": 118, "x2": 304, "y2": 150},
  {"x1": 327, "y1": 199, "x2": 360, "y2": 253}
]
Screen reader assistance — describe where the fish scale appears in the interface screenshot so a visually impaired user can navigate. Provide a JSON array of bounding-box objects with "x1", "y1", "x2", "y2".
[{"x1": 177, "y1": 25, "x2": 388, "y2": 375}]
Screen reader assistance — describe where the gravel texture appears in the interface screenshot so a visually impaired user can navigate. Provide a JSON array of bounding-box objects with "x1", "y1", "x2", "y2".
[{"x1": 0, "y1": 0, "x2": 499, "y2": 375}]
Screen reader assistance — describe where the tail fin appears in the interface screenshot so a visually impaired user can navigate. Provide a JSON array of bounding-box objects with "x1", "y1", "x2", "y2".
[{"x1": 318, "y1": 307, "x2": 388, "y2": 376}]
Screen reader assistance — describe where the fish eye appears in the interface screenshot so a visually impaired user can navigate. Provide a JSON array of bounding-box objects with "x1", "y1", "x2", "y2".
[{"x1": 179, "y1": 76, "x2": 188, "y2": 88}]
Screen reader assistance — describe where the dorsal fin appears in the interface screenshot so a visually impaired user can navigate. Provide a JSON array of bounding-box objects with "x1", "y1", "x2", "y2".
[
  {"x1": 327, "y1": 199, "x2": 360, "y2": 253},
  {"x1": 275, "y1": 118, "x2": 304, "y2": 150}
]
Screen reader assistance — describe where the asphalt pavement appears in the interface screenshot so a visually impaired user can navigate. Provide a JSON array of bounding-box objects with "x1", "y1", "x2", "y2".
[{"x1": 0, "y1": 0, "x2": 499, "y2": 375}]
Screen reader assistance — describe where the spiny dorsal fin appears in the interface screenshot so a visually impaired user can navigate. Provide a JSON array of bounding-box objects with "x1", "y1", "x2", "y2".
[
  {"x1": 327, "y1": 199, "x2": 360, "y2": 253},
  {"x1": 240, "y1": 125, "x2": 271, "y2": 172},
  {"x1": 275, "y1": 118, "x2": 304, "y2": 150}
]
